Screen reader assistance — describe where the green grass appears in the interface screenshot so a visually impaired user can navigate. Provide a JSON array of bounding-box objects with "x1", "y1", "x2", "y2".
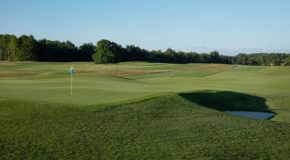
[
  {"x1": 1, "y1": 62, "x2": 290, "y2": 159},
  {"x1": 1, "y1": 95, "x2": 290, "y2": 159}
]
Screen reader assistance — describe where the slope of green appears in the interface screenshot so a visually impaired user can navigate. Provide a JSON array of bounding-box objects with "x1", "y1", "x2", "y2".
[
  {"x1": 0, "y1": 63, "x2": 234, "y2": 106},
  {"x1": 1, "y1": 62, "x2": 290, "y2": 120},
  {"x1": 1, "y1": 62, "x2": 290, "y2": 121}
]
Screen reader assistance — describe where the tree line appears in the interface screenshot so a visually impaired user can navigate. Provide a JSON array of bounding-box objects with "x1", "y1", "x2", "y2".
[
  {"x1": 1, "y1": 34, "x2": 290, "y2": 66},
  {"x1": 92, "y1": 39, "x2": 290, "y2": 66},
  {"x1": 0, "y1": 34, "x2": 95, "y2": 62},
  {"x1": 93, "y1": 39, "x2": 232, "y2": 64}
]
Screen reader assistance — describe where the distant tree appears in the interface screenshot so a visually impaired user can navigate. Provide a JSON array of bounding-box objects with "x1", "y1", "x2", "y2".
[
  {"x1": 148, "y1": 50, "x2": 164, "y2": 62},
  {"x1": 234, "y1": 54, "x2": 247, "y2": 65},
  {"x1": 232, "y1": 53, "x2": 290, "y2": 66},
  {"x1": 0, "y1": 35, "x2": 10, "y2": 61},
  {"x1": 283, "y1": 56, "x2": 290, "y2": 66},
  {"x1": 125, "y1": 45, "x2": 148, "y2": 61},
  {"x1": 199, "y1": 53, "x2": 210, "y2": 63},
  {"x1": 92, "y1": 39, "x2": 123, "y2": 64},
  {"x1": 2, "y1": 33, "x2": 290, "y2": 65},
  {"x1": 79, "y1": 43, "x2": 95, "y2": 61},
  {"x1": 0, "y1": 35, "x2": 3, "y2": 60},
  {"x1": 36, "y1": 39, "x2": 78, "y2": 62},
  {"x1": 16, "y1": 35, "x2": 37, "y2": 61},
  {"x1": 209, "y1": 51, "x2": 220, "y2": 63},
  {"x1": 0, "y1": 34, "x2": 33, "y2": 61},
  {"x1": 219, "y1": 55, "x2": 233, "y2": 64},
  {"x1": 7, "y1": 35, "x2": 18, "y2": 61},
  {"x1": 62, "y1": 41, "x2": 78, "y2": 61},
  {"x1": 185, "y1": 52, "x2": 199, "y2": 63},
  {"x1": 164, "y1": 48, "x2": 176, "y2": 63}
]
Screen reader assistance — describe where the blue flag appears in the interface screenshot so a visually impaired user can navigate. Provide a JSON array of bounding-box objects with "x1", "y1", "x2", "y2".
[{"x1": 68, "y1": 66, "x2": 74, "y2": 75}]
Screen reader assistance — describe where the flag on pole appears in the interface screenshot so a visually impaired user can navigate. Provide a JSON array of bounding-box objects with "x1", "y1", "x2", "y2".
[
  {"x1": 68, "y1": 66, "x2": 74, "y2": 95},
  {"x1": 68, "y1": 66, "x2": 74, "y2": 76}
]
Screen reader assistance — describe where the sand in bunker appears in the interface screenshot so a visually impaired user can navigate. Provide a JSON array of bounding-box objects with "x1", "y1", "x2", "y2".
[{"x1": 225, "y1": 111, "x2": 275, "y2": 120}]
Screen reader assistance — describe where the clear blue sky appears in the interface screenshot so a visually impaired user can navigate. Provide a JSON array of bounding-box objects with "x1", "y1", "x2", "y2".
[{"x1": 1, "y1": 0, "x2": 290, "y2": 52}]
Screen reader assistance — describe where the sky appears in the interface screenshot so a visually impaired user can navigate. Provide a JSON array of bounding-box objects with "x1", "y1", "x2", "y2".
[{"x1": 1, "y1": 0, "x2": 290, "y2": 54}]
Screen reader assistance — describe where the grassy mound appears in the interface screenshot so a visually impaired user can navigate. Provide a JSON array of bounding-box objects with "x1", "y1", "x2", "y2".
[{"x1": 1, "y1": 94, "x2": 290, "y2": 159}]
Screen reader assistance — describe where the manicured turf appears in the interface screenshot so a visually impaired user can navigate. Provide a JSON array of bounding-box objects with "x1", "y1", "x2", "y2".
[{"x1": 1, "y1": 62, "x2": 290, "y2": 159}]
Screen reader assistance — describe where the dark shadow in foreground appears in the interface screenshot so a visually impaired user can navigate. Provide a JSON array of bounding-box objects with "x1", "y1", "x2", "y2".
[{"x1": 179, "y1": 91, "x2": 275, "y2": 113}]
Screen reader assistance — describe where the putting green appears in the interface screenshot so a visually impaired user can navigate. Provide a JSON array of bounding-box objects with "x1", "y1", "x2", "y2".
[{"x1": 1, "y1": 62, "x2": 290, "y2": 121}]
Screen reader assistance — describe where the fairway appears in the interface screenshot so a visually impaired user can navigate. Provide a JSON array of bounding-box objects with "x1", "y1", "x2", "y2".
[{"x1": 1, "y1": 62, "x2": 290, "y2": 159}]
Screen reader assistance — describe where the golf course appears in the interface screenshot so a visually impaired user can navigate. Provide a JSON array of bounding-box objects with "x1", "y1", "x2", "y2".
[{"x1": 1, "y1": 62, "x2": 290, "y2": 159}]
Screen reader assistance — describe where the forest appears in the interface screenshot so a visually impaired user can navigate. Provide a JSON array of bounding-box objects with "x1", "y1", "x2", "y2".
[{"x1": 1, "y1": 34, "x2": 290, "y2": 66}]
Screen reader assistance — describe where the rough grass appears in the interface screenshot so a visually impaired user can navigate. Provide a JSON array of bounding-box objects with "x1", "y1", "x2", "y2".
[{"x1": 1, "y1": 95, "x2": 290, "y2": 159}]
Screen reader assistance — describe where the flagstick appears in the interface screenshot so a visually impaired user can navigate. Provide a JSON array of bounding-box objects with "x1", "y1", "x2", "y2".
[{"x1": 70, "y1": 73, "x2": 73, "y2": 95}]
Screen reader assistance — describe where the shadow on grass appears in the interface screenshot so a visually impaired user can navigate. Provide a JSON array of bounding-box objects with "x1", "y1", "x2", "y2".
[{"x1": 180, "y1": 91, "x2": 274, "y2": 113}]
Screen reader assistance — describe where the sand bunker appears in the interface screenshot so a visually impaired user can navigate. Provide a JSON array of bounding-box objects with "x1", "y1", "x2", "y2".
[{"x1": 225, "y1": 111, "x2": 275, "y2": 120}]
